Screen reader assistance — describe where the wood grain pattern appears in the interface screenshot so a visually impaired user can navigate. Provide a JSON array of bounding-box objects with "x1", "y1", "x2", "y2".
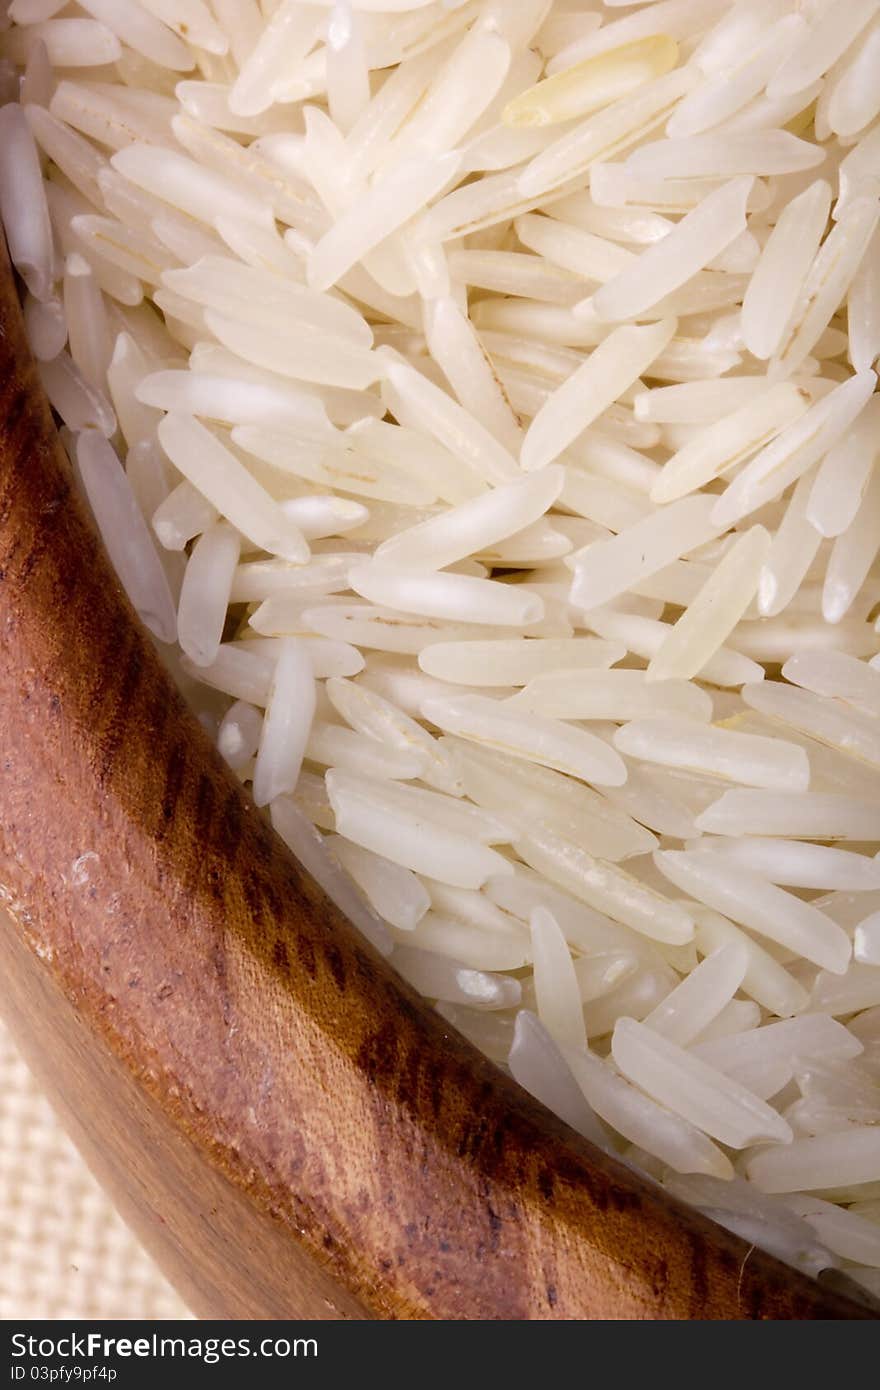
[{"x1": 0, "y1": 243, "x2": 872, "y2": 1321}]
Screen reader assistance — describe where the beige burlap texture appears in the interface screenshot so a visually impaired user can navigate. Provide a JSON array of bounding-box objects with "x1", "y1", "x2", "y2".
[{"x1": 0, "y1": 1019, "x2": 192, "y2": 1321}]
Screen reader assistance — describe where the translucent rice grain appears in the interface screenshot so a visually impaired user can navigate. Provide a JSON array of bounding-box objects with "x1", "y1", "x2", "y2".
[
  {"x1": 404, "y1": 908, "x2": 531, "y2": 972},
  {"x1": 308, "y1": 151, "x2": 460, "y2": 292},
  {"x1": 111, "y1": 142, "x2": 274, "y2": 229},
  {"x1": 20, "y1": 43, "x2": 51, "y2": 112},
  {"x1": 327, "y1": 835, "x2": 429, "y2": 933},
  {"x1": 486, "y1": 865, "x2": 646, "y2": 961},
  {"x1": 235, "y1": 426, "x2": 438, "y2": 508},
  {"x1": 326, "y1": 771, "x2": 512, "y2": 891},
  {"x1": 425, "y1": 881, "x2": 532, "y2": 948},
  {"x1": 690, "y1": 836, "x2": 880, "y2": 893},
  {"x1": 511, "y1": 668, "x2": 711, "y2": 723},
  {"x1": 564, "y1": 1042, "x2": 733, "y2": 1179},
  {"x1": 758, "y1": 472, "x2": 822, "y2": 620},
  {"x1": 380, "y1": 353, "x2": 519, "y2": 485},
  {"x1": 177, "y1": 523, "x2": 240, "y2": 668},
  {"x1": 711, "y1": 371, "x2": 876, "y2": 529},
  {"x1": 768, "y1": 0, "x2": 880, "y2": 100},
  {"x1": 375, "y1": 468, "x2": 563, "y2": 573},
  {"x1": 627, "y1": 131, "x2": 824, "y2": 181},
  {"x1": 654, "y1": 850, "x2": 853, "y2": 974},
  {"x1": 436, "y1": 1001, "x2": 513, "y2": 1064},
  {"x1": 696, "y1": 790, "x2": 880, "y2": 843},
  {"x1": 348, "y1": 565, "x2": 543, "y2": 629},
  {"x1": 667, "y1": 13, "x2": 807, "y2": 138},
  {"x1": 592, "y1": 177, "x2": 752, "y2": 323},
  {"x1": 217, "y1": 700, "x2": 263, "y2": 772},
  {"x1": 8, "y1": 2, "x2": 69, "y2": 25},
  {"x1": 138, "y1": 0, "x2": 227, "y2": 56},
  {"x1": 694, "y1": 1018, "x2": 858, "y2": 1102},
  {"x1": 75, "y1": 429, "x2": 176, "y2": 645},
  {"x1": 209, "y1": 308, "x2": 379, "y2": 388},
  {"x1": 855, "y1": 914, "x2": 880, "y2": 967},
  {"x1": 520, "y1": 319, "x2": 676, "y2": 472},
  {"x1": 157, "y1": 413, "x2": 310, "y2": 564},
  {"x1": 640, "y1": 942, "x2": 747, "y2": 1047},
  {"x1": 325, "y1": 676, "x2": 460, "y2": 794},
  {"x1": 303, "y1": 604, "x2": 517, "y2": 656},
  {"x1": 827, "y1": 15, "x2": 880, "y2": 137},
  {"x1": 0, "y1": 103, "x2": 54, "y2": 301},
  {"x1": 240, "y1": 634, "x2": 368, "y2": 680},
  {"x1": 569, "y1": 494, "x2": 720, "y2": 613},
  {"x1": 742, "y1": 680, "x2": 880, "y2": 772},
  {"x1": 62, "y1": 254, "x2": 111, "y2": 391},
  {"x1": 68, "y1": 212, "x2": 174, "y2": 289},
  {"x1": 328, "y1": 768, "x2": 512, "y2": 844},
  {"x1": 823, "y1": 469, "x2": 880, "y2": 626},
  {"x1": 181, "y1": 644, "x2": 272, "y2": 705},
  {"x1": 741, "y1": 180, "x2": 832, "y2": 361},
  {"x1": 23, "y1": 292, "x2": 66, "y2": 361},
  {"x1": 5, "y1": 18, "x2": 121, "y2": 67},
  {"x1": 529, "y1": 906, "x2": 586, "y2": 1050},
  {"x1": 136, "y1": 369, "x2": 331, "y2": 433},
  {"x1": 27, "y1": 105, "x2": 111, "y2": 211},
  {"x1": 807, "y1": 395, "x2": 879, "y2": 539},
  {"x1": 38, "y1": 352, "x2": 116, "y2": 437},
  {"x1": 648, "y1": 526, "x2": 769, "y2": 681},
  {"x1": 152, "y1": 480, "x2": 217, "y2": 553},
  {"x1": 447, "y1": 248, "x2": 582, "y2": 303},
  {"x1": 772, "y1": 198, "x2": 880, "y2": 380},
  {"x1": 611, "y1": 1016, "x2": 792, "y2": 1148},
  {"x1": 517, "y1": 65, "x2": 698, "y2": 199},
  {"x1": 650, "y1": 384, "x2": 809, "y2": 505},
  {"x1": 790, "y1": 1197, "x2": 880, "y2": 1270},
  {"x1": 393, "y1": 945, "x2": 521, "y2": 1012},
  {"x1": 508, "y1": 1012, "x2": 608, "y2": 1147},
  {"x1": 514, "y1": 212, "x2": 636, "y2": 284},
  {"x1": 517, "y1": 825, "x2": 695, "y2": 946},
  {"x1": 692, "y1": 907, "x2": 809, "y2": 1019},
  {"x1": 388, "y1": 24, "x2": 511, "y2": 161},
  {"x1": 422, "y1": 693, "x2": 627, "y2": 788},
  {"x1": 185, "y1": 637, "x2": 360, "y2": 703},
  {"x1": 252, "y1": 637, "x2": 315, "y2": 807},
  {"x1": 586, "y1": 606, "x2": 762, "y2": 688},
  {"x1": 74, "y1": 0, "x2": 194, "y2": 71},
  {"x1": 617, "y1": 716, "x2": 809, "y2": 793},
  {"x1": 848, "y1": 225, "x2": 880, "y2": 373},
  {"x1": 810, "y1": 963, "x2": 880, "y2": 1017},
  {"x1": 325, "y1": 4, "x2": 369, "y2": 135},
  {"x1": 558, "y1": 470, "x2": 651, "y2": 531},
  {"x1": 228, "y1": 0, "x2": 320, "y2": 117},
  {"x1": 731, "y1": 615, "x2": 878, "y2": 663},
  {"x1": 235, "y1": 555, "x2": 356, "y2": 607},
  {"x1": 50, "y1": 79, "x2": 175, "y2": 150},
  {"x1": 636, "y1": 377, "x2": 773, "y2": 424},
  {"x1": 748, "y1": 1128, "x2": 880, "y2": 1194},
  {"x1": 270, "y1": 796, "x2": 391, "y2": 957},
  {"x1": 447, "y1": 738, "x2": 657, "y2": 864},
  {"x1": 783, "y1": 652, "x2": 880, "y2": 718},
  {"x1": 505, "y1": 35, "x2": 678, "y2": 130}
]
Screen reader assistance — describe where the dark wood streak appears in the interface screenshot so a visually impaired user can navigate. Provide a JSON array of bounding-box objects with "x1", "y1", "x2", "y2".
[{"x1": 0, "y1": 242, "x2": 873, "y2": 1321}]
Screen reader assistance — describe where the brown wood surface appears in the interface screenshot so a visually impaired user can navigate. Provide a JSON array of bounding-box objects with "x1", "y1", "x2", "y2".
[{"x1": 0, "y1": 243, "x2": 872, "y2": 1321}]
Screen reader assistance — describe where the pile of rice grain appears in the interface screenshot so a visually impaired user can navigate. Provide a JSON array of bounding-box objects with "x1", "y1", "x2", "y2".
[{"x1": 2, "y1": 0, "x2": 880, "y2": 1303}]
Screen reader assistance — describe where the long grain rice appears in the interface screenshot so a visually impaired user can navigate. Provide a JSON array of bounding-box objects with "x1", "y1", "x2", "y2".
[{"x1": 5, "y1": 0, "x2": 880, "y2": 1299}]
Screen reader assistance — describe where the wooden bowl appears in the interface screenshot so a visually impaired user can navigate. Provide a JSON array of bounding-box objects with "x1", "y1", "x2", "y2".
[{"x1": 0, "y1": 244, "x2": 871, "y2": 1322}]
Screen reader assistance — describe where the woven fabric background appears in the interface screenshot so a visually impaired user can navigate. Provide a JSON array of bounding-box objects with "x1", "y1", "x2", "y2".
[{"x1": 0, "y1": 1018, "x2": 192, "y2": 1321}]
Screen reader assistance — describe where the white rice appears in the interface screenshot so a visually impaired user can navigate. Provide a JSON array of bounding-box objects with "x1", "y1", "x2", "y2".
[{"x1": 4, "y1": 0, "x2": 880, "y2": 1303}]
